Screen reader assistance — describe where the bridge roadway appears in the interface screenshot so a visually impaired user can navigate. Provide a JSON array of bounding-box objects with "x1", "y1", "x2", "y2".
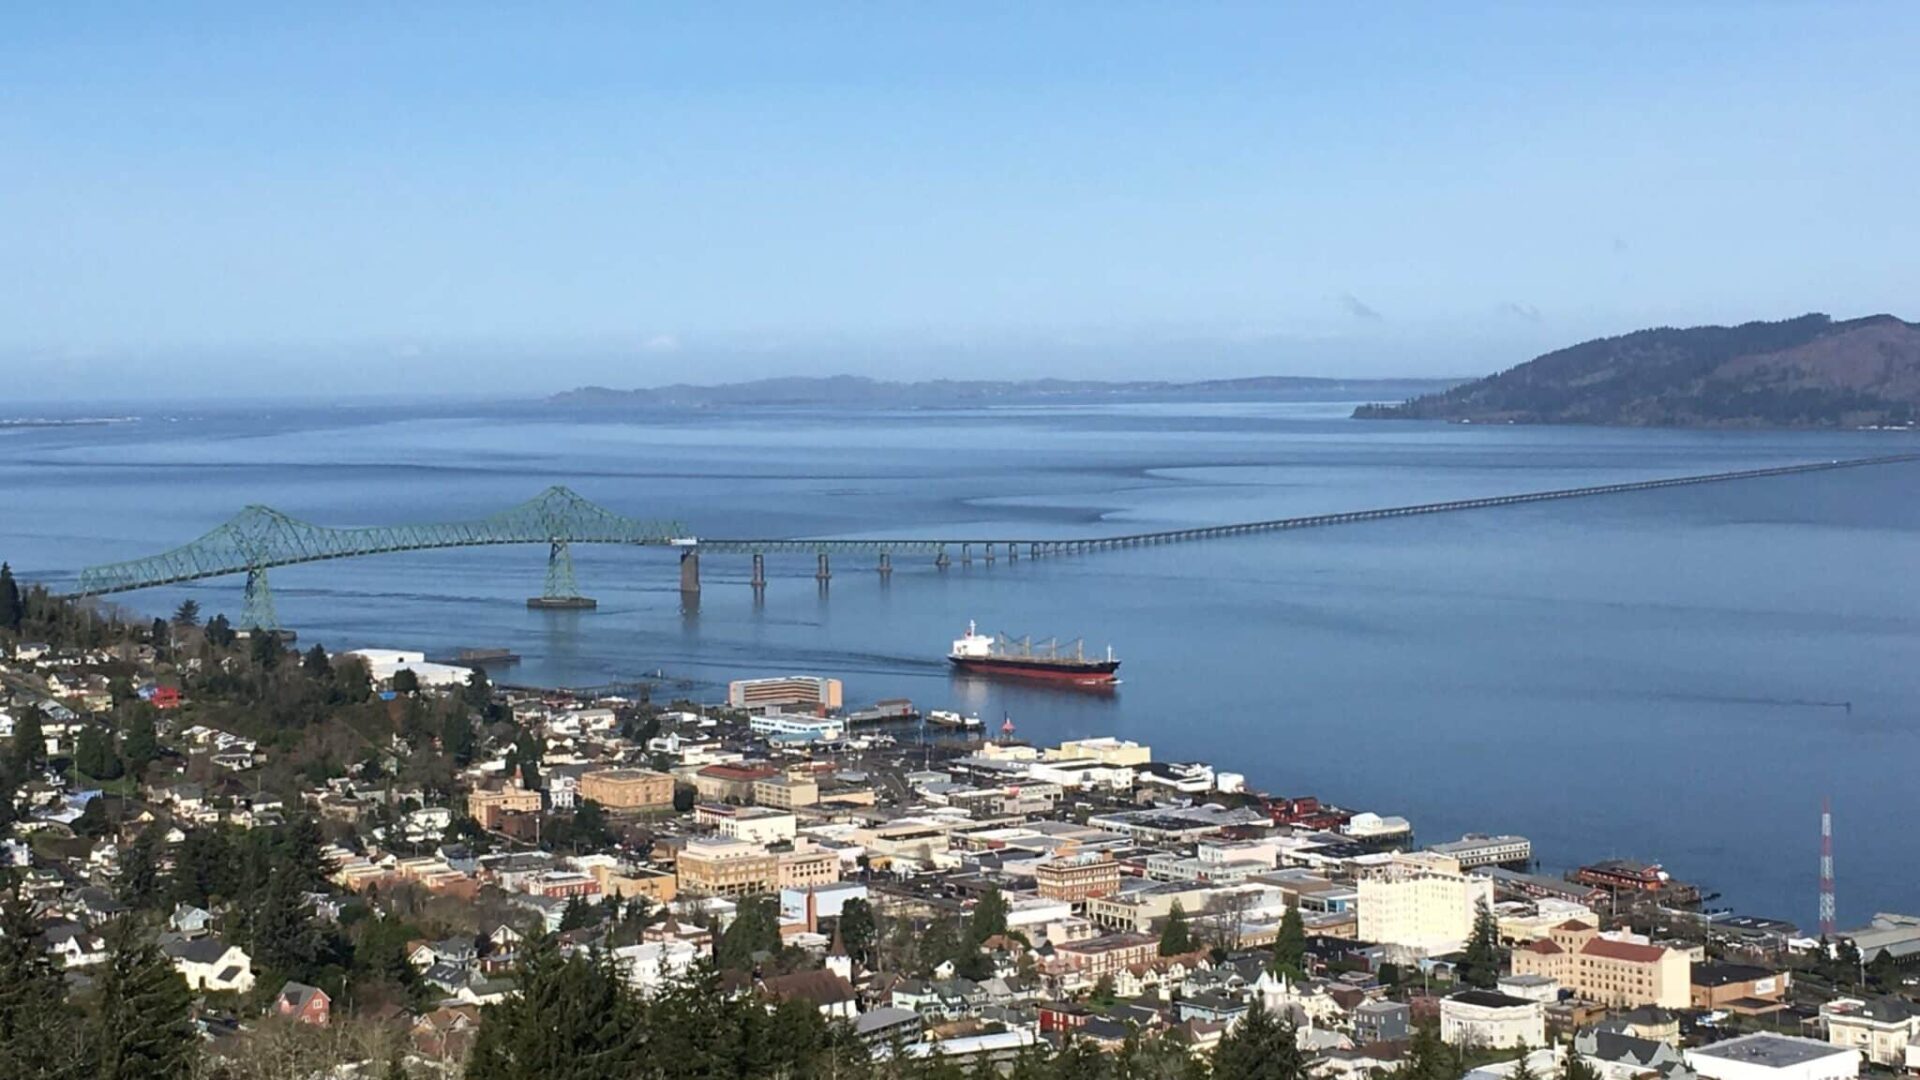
[
  {"x1": 59, "y1": 451, "x2": 1920, "y2": 619},
  {"x1": 691, "y1": 451, "x2": 1920, "y2": 565}
]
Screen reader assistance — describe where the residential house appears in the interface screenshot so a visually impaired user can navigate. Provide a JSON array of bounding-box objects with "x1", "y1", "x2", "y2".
[
  {"x1": 167, "y1": 937, "x2": 256, "y2": 993},
  {"x1": 275, "y1": 981, "x2": 332, "y2": 1026},
  {"x1": 1822, "y1": 996, "x2": 1920, "y2": 1069}
]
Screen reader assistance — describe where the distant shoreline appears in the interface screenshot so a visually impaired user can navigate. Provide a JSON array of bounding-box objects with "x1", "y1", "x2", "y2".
[{"x1": 549, "y1": 374, "x2": 1465, "y2": 410}]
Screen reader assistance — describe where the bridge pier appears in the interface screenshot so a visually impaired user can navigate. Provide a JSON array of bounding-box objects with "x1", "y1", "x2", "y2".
[
  {"x1": 935, "y1": 548, "x2": 950, "y2": 570},
  {"x1": 1030, "y1": 543, "x2": 1040, "y2": 559},
  {"x1": 529, "y1": 540, "x2": 597, "y2": 610},
  {"x1": 816, "y1": 552, "x2": 831, "y2": 582},
  {"x1": 960, "y1": 543, "x2": 970, "y2": 566},
  {"x1": 750, "y1": 552, "x2": 766, "y2": 589},
  {"x1": 1007, "y1": 543, "x2": 1017, "y2": 562},
  {"x1": 878, "y1": 551, "x2": 892, "y2": 578},
  {"x1": 679, "y1": 548, "x2": 701, "y2": 594},
  {"x1": 984, "y1": 542, "x2": 995, "y2": 563}
]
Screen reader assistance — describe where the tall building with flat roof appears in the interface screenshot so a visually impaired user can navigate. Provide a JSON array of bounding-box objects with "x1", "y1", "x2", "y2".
[
  {"x1": 728, "y1": 676, "x2": 843, "y2": 714},
  {"x1": 579, "y1": 768, "x2": 674, "y2": 810},
  {"x1": 1685, "y1": 1033, "x2": 1860, "y2": 1080},
  {"x1": 1356, "y1": 852, "x2": 1494, "y2": 957}
]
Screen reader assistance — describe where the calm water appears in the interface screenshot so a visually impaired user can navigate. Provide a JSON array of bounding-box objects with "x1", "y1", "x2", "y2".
[{"x1": 5, "y1": 400, "x2": 1918, "y2": 927}]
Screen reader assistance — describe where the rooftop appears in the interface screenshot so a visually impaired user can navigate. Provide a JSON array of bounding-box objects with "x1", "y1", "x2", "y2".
[{"x1": 1687, "y1": 1033, "x2": 1853, "y2": 1069}]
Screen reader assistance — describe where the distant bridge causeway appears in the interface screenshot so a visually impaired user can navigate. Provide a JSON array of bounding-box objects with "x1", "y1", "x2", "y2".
[{"x1": 57, "y1": 452, "x2": 1920, "y2": 629}]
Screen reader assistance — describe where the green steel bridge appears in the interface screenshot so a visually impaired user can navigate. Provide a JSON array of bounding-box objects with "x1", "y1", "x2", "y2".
[{"x1": 60, "y1": 452, "x2": 1920, "y2": 629}]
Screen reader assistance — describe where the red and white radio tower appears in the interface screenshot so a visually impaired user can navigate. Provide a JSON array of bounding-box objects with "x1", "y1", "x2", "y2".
[{"x1": 1819, "y1": 796, "x2": 1836, "y2": 938}]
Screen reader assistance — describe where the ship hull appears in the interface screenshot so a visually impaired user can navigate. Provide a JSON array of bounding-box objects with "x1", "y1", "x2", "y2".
[{"x1": 949, "y1": 656, "x2": 1120, "y2": 686}]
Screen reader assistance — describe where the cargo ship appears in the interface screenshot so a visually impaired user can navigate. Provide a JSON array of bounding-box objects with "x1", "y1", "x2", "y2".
[{"x1": 947, "y1": 621, "x2": 1120, "y2": 686}]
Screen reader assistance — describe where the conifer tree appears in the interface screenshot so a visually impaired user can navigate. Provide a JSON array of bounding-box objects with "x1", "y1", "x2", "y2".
[
  {"x1": 1213, "y1": 998, "x2": 1306, "y2": 1080},
  {"x1": 0, "y1": 887, "x2": 88, "y2": 1079},
  {"x1": 1459, "y1": 901, "x2": 1503, "y2": 989},
  {"x1": 0, "y1": 562, "x2": 24, "y2": 632},
  {"x1": 1160, "y1": 900, "x2": 1195, "y2": 956},
  {"x1": 118, "y1": 824, "x2": 164, "y2": 910},
  {"x1": 1270, "y1": 902, "x2": 1307, "y2": 977},
  {"x1": 9, "y1": 704, "x2": 48, "y2": 777},
  {"x1": 170, "y1": 599, "x2": 200, "y2": 628},
  {"x1": 93, "y1": 921, "x2": 196, "y2": 1080}
]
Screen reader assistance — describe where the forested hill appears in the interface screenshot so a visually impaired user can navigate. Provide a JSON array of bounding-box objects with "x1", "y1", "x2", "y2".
[{"x1": 1354, "y1": 313, "x2": 1920, "y2": 428}]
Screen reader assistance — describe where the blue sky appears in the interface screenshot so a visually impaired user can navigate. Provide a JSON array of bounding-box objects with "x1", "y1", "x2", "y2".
[{"x1": 5, "y1": 4, "x2": 1918, "y2": 399}]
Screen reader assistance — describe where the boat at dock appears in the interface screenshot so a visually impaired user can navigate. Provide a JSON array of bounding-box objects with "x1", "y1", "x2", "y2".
[
  {"x1": 926, "y1": 709, "x2": 983, "y2": 729},
  {"x1": 948, "y1": 620, "x2": 1120, "y2": 687}
]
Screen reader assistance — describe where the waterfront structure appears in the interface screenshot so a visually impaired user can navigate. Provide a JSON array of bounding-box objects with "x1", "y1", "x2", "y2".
[
  {"x1": 578, "y1": 767, "x2": 674, "y2": 811},
  {"x1": 1428, "y1": 834, "x2": 1533, "y2": 869},
  {"x1": 466, "y1": 783, "x2": 542, "y2": 829},
  {"x1": 1355, "y1": 852, "x2": 1494, "y2": 957},
  {"x1": 1439, "y1": 990, "x2": 1545, "y2": 1049},
  {"x1": 1034, "y1": 850, "x2": 1122, "y2": 904},
  {"x1": 676, "y1": 839, "x2": 779, "y2": 898},
  {"x1": 1510, "y1": 920, "x2": 1692, "y2": 1009},
  {"x1": 727, "y1": 676, "x2": 843, "y2": 714},
  {"x1": 1820, "y1": 996, "x2": 1920, "y2": 1068},
  {"x1": 1841, "y1": 913, "x2": 1920, "y2": 963},
  {"x1": 747, "y1": 713, "x2": 845, "y2": 742},
  {"x1": 1685, "y1": 1033, "x2": 1861, "y2": 1080},
  {"x1": 1572, "y1": 859, "x2": 1701, "y2": 904}
]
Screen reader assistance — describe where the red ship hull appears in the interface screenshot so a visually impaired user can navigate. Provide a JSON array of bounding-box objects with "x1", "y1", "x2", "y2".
[{"x1": 950, "y1": 657, "x2": 1120, "y2": 686}]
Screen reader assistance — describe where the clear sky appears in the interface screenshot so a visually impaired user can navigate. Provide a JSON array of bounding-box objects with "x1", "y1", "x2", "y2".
[{"x1": 6, "y1": 4, "x2": 1918, "y2": 400}]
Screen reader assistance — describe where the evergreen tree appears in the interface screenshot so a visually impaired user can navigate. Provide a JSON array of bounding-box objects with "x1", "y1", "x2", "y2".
[
  {"x1": 1560, "y1": 1051, "x2": 1602, "y2": 1080},
  {"x1": 391, "y1": 667, "x2": 421, "y2": 694},
  {"x1": 119, "y1": 824, "x2": 164, "y2": 910},
  {"x1": 1212, "y1": 998, "x2": 1305, "y2": 1080},
  {"x1": 1270, "y1": 902, "x2": 1307, "y2": 977},
  {"x1": 9, "y1": 705, "x2": 48, "y2": 778},
  {"x1": 75, "y1": 724, "x2": 124, "y2": 780},
  {"x1": 250, "y1": 630, "x2": 282, "y2": 669},
  {"x1": 716, "y1": 896, "x2": 782, "y2": 971},
  {"x1": 148, "y1": 617, "x2": 168, "y2": 647},
  {"x1": 464, "y1": 941, "x2": 640, "y2": 1080},
  {"x1": 170, "y1": 599, "x2": 200, "y2": 628},
  {"x1": 1459, "y1": 902, "x2": 1503, "y2": 989},
  {"x1": 204, "y1": 613, "x2": 236, "y2": 648},
  {"x1": 250, "y1": 866, "x2": 322, "y2": 981},
  {"x1": 0, "y1": 562, "x2": 23, "y2": 632},
  {"x1": 0, "y1": 886, "x2": 88, "y2": 1079},
  {"x1": 93, "y1": 921, "x2": 196, "y2": 1080},
  {"x1": 302, "y1": 643, "x2": 332, "y2": 678},
  {"x1": 441, "y1": 710, "x2": 478, "y2": 765},
  {"x1": 121, "y1": 712, "x2": 160, "y2": 777},
  {"x1": 1402, "y1": 1025, "x2": 1465, "y2": 1080},
  {"x1": 465, "y1": 667, "x2": 493, "y2": 710},
  {"x1": 672, "y1": 784, "x2": 696, "y2": 812},
  {"x1": 283, "y1": 813, "x2": 329, "y2": 893},
  {"x1": 837, "y1": 897, "x2": 878, "y2": 967},
  {"x1": 559, "y1": 895, "x2": 597, "y2": 932},
  {"x1": 969, "y1": 884, "x2": 1010, "y2": 944},
  {"x1": 1510, "y1": 1049, "x2": 1542, "y2": 1080},
  {"x1": 1159, "y1": 900, "x2": 1195, "y2": 956}
]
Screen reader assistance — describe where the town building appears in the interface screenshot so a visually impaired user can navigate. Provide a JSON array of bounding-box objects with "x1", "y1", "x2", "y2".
[
  {"x1": 467, "y1": 783, "x2": 543, "y2": 829},
  {"x1": 1034, "y1": 850, "x2": 1122, "y2": 904},
  {"x1": 1510, "y1": 920, "x2": 1692, "y2": 1009},
  {"x1": 275, "y1": 981, "x2": 332, "y2": 1026},
  {"x1": 1440, "y1": 990, "x2": 1546, "y2": 1049},
  {"x1": 694, "y1": 763, "x2": 779, "y2": 804},
  {"x1": 695, "y1": 804, "x2": 797, "y2": 845},
  {"x1": 776, "y1": 843, "x2": 841, "y2": 890},
  {"x1": 1820, "y1": 996, "x2": 1920, "y2": 1069},
  {"x1": 676, "y1": 838, "x2": 779, "y2": 898},
  {"x1": 1691, "y1": 962, "x2": 1790, "y2": 1012},
  {"x1": 748, "y1": 713, "x2": 845, "y2": 741},
  {"x1": 1355, "y1": 852, "x2": 1495, "y2": 957},
  {"x1": 727, "y1": 676, "x2": 843, "y2": 714},
  {"x1": 1686, "y1": 1033, "x2": 1861, "y2": 1080},
  {"x1": 578, "y1": 768, "x2": 674, "y2": 811},
  {"x1": 751, "y1": 775, "x2": 820, "y2": 810}
]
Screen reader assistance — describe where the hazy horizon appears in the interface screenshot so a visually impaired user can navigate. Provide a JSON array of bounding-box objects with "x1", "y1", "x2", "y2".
[{"x1": 7, "y1": 5, "x2": 1919, "y2": 400}]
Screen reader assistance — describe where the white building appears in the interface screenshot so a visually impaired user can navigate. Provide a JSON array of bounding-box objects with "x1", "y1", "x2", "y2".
[
  {"x1": 748, "y1": 713, "x2": 844, "y2": 741},
  {"x1": 1440, "y1": 990, "x2": 1546, "y2": 1050},
  {"x1": 338, "y1": 649, "x2": 473, "y2": 689},
  {"x1": 1686, "y1": 1033, "x2": 1861, "y2": 1080},
  {"x1": 1356, "y1": 852, "x2": 1494, "y2": 957},
  {"x1": 611, "y1": 939, "x2": 700, "y2": 996},
  {"x1": 1820, "y1": 997, "x2": 1920, "y2": 1069},
  {"x1": 169, "y1": 937, "x2": 257, "y2": 994}
]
